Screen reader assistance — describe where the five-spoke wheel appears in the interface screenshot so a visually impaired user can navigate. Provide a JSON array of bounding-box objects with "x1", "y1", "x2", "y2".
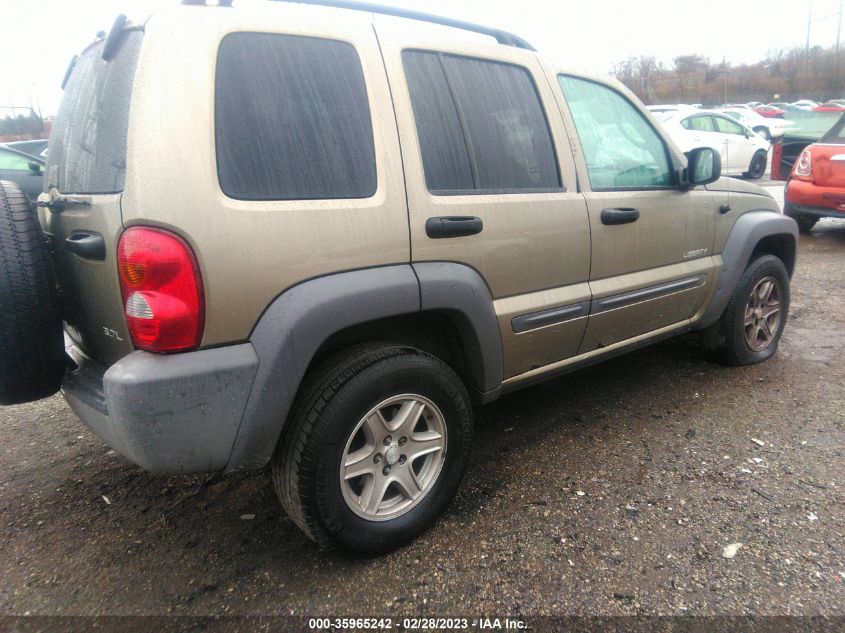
[{"x1": 341, "y1": 395, "x2": 447, "y2": 520}]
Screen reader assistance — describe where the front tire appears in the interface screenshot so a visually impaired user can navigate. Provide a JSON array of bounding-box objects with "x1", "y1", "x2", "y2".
[
  {"x1": 273, "y1": 344, "x2": 472, "y2": 554},
  {"x1": 712, "y1": 255, "x2": 790, "y2": 366}
]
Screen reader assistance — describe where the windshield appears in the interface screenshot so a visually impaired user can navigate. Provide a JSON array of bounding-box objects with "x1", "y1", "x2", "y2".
[{"x1": 46, "y1": 30, "x2": 143, "y2": 194}]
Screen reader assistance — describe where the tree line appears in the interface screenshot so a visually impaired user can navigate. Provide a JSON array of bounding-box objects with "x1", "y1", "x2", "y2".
[{"x1": 613, "y1": 43, "x2": 845, "y2": 105}]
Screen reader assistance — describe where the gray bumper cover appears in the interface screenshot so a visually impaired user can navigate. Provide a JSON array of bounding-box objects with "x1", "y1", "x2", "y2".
[{"x1": 62, "y1": 343, "x2": 258, "y2": 474}]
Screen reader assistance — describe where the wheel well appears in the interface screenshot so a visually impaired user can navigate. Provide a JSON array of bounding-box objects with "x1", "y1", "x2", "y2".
[
  {"x1": 751, "y1": 233, "x2": 796, "y2": 277},
  {"x1": 309, "y1": 311, "x2": 482, "y2": 399}
]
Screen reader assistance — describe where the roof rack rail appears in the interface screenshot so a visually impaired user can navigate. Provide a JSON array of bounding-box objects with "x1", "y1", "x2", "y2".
[{"x1": 274, "y1": 0, "x2": 536, "y2": 51}]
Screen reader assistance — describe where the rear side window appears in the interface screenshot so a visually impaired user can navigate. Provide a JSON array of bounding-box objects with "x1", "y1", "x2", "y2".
[
  {"x1": 47, "y1": 30, "x2": 143, "y2": 194},
  {"x1": 215, "y1": 33, "x2": 376, "y2": 201},
  {"x1": 403, "y1": 51, "x2": 561, "y2": 194}
]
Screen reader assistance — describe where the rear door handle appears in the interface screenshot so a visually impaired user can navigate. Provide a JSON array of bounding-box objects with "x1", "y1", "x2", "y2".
[
  {"x1": 601, "y1": 208, "x2": 640, "y2": 225},
  {"x1": 65, "y1": 231, "x2": 106, "y2": 261},
  {"x1": 425, "y1": 216, "x2": 483, "y2": 239}
]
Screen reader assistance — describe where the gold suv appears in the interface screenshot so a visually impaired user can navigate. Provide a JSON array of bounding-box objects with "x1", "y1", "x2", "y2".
[{"x1": 0, "y1": 0, "x2": 798, "y2": 553}]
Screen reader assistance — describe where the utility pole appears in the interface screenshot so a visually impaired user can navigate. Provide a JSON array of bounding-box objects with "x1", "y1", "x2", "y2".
[{"x1": 806, "y1": 0, "x2": 813, "y2": 58}]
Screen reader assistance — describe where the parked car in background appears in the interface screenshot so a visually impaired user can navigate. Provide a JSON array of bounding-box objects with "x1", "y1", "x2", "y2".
[
  {"x1": 827, "y1": 99, "x2": 845, "y2": 107},
  {"x1": 646, "y1": 104, "x2": 697, "y2": 116},
  {"x1": 812, "y1": 102, "x2": 845, "y2": 112},
  {"x1": 771, "y1": 112, "x2": 845, "y2": 180},
  {"x1": 658, "y1": 111, "x2": 770, "y2": 178},
  {"x1": 791, "y1": 100, "x2": 820, "y2": 111},
  {"x1": 719, "y1": 107, "x2": 793, "y2": 140},
  {"x1": 756, "y1": 105, "x2": 786, "y2": 118},
  {"x1": 5, "y1": 139, "x2": 49, "y2": 160},
  {"x1": 769, "y1": 102, "x2": 791, "y2": 109},
  {"x1": 0, "y1": 144, "x2": 45, "y2": 203},
  {"x1": 784, "y1": 116, "x2": 845, "y2": 232},
  {"x1": 746, "y1": 101, "x2": 763, "y2": 108}
]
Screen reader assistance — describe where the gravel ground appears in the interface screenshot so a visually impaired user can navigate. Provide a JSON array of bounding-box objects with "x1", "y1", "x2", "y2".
[{"x1": 1, "y1": 218, "x2": 843, "y2": 625}]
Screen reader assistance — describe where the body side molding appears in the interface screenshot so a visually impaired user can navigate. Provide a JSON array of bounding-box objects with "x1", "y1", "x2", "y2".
[{"x1": 695, "y1": 211, "x2": 798, "y2": 330}]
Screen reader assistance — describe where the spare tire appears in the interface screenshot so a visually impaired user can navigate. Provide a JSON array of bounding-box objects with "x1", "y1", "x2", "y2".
[{"x1": 0, "y1": 181, "x2": 65, "y2": 405}]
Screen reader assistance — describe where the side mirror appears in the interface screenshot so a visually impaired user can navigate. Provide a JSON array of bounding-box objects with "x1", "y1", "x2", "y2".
[
  {"x1": 683, "y1": 147, "x2": 721, "y2": 187},
  {"x1": 27, "y1": 161, "x2": 43, "y2": 175}
]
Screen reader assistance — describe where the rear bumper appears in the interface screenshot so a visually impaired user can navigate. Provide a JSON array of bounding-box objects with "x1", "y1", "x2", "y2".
[
  {"x1": 785, "y1": 178, "x2": 845, "y2": 216},
  {"x1": 62, "y1": 342, "x2": 258, "y2": 474}
]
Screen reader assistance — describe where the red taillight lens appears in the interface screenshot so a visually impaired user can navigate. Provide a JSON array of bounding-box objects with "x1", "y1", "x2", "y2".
[
  {"x1": 117, "y1": 227, "x2": 204, "y2": 353},
  {"x1": 793, "y1": 149, "x2": 812, "y2": 179}
]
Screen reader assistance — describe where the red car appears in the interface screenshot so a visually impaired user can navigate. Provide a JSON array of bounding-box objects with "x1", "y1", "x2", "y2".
[
  {"x1": 755, "y1": 105, "x2": 785, "y2": 118},
  {"x1": 812, "y1": 102, "x2": 845, "y2": 112},
  {"x1": 784, "y1": 117, "x2": 845, "y2": 232}
]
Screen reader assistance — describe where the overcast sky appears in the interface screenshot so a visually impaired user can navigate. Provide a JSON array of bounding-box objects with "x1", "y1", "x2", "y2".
[{"x1": 1, "y1": 0, "x2": 842, "y2": 117}]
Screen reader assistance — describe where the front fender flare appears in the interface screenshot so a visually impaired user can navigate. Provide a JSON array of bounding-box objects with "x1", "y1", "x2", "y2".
[{"x1": 696, "y1": 211, "x2": 798, "y2": 330}]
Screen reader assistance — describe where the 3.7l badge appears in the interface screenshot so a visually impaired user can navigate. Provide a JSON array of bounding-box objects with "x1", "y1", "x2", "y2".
[{"x1": 684, "y1": 248, "x2": 709, "y2": 259}]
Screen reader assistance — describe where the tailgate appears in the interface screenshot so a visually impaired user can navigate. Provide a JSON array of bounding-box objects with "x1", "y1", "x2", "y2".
[{"x1": 40, "y1": 28, "x2": 144, "y2": 365}]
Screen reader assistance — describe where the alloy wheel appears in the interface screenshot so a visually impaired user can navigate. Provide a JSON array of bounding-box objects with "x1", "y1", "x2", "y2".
[
  {"x1": 744, "y1": 276, "x2": 782, "y2": 352},
  {"x1": 340, "y1": 394, "x2": 447, "y2": 521}
]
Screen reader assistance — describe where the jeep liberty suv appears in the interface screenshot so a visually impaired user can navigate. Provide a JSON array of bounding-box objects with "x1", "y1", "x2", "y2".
[{"x1": 0, "y1": 0, "x2": 797, "y2": 553}]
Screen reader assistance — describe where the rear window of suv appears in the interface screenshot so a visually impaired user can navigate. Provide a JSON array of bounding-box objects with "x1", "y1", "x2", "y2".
[
  {"x1": 215, "y1": 33, "x2": 377, "y2": 201},
  {"x1": 47, "y1": 30, "x2": 143, "y2": 194}
]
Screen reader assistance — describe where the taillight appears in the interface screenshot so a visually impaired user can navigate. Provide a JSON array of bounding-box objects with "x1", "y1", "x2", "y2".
[
  {"x1": 117, "y1": 227, "x2": 204, "y2": 353},
  {"x1": 793, "y1": 149, "x2": 812, "y2": 178}
]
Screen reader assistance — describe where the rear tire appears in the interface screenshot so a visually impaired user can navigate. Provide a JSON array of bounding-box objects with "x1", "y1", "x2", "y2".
[
  {"x1": 0, "y1": 181, "x2": 65, "y2": 405},
  {"x1": 711, "y1": 255, "x2": 790, "y2": 367},
  {"x1": 745, "y1": 150, "x2": 768, "y2": 179},
  {"x1": 273, "y1": 344, "x2": 473, "y2": 554}
]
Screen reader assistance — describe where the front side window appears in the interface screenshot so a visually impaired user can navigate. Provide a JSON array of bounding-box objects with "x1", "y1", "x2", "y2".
[
  {"x1": 558, "y1": 76, "x2": 673, "y2": 190},
  {"x1": 714, "y1": 116, "x2": 745, "y2": 135},
  {"x1": 403, "y1": 51, "x2": 561, "y2": 194},
  {"x1": 216, "y1": 33, "x2": 376, "y2": 201}
]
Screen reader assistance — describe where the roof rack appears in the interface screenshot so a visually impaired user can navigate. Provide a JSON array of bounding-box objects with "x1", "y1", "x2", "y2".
[{"x1": 274, "y1": 0, "x2": 536, "y2": 51}]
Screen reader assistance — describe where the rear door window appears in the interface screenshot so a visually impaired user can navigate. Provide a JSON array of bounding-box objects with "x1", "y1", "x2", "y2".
[
  {"x1": 688, "y1": 116, "x2": 716, "y2": 132},
  {"x1": 714, "y1": 116, "x2": 745, "y2": 135},
  {"x1": 46, "y1": 30, "x2": 143, "y2": 194},
  {"x1": 403, "y1": 51, "x2": 561, "y2": 194},
  {"x1": 215, "y1": 33, "x2": 376, "y2": 201}
]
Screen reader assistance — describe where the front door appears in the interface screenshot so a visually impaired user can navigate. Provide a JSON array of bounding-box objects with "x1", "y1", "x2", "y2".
[{"x1": 553, "y1": 75, "x2": 718, "y2": 352}]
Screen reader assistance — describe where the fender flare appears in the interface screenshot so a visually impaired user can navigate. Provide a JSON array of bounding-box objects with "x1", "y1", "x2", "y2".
[
  {"x1": 695, "y1": 211, "x2": 798, "y2": 330},
  {"x1": 225, "y1": 263, "x2": 503, "y2": 471}
]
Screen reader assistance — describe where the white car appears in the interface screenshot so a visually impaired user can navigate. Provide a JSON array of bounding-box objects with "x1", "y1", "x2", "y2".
[
  {"x1": 717, "y1": 108, "x2": 794, "y2": 140},
  {"x1": 791, "y1": 99, "x2": 820, "y2": 110},
  {"x1": 658, "y1": 111, "x2": 771, "y2": 179},
  {"x1": 646, "y1": 104, "x2": 698, "y2": 116}
]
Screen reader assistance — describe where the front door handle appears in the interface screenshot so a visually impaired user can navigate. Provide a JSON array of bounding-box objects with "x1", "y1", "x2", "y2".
[
  {"x1": 425, "y1": 216, "x2": 483, "y2": 239},
  {"x1": 65, "y1": 231, "x2": 106, "y2": 260},
  {"x1": 601, "y1": 208, "x2": 640, "y2": 225}
]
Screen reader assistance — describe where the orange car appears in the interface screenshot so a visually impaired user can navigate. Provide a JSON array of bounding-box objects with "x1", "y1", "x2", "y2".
[{"x1": 784, "y1": 118, "x2": 845, "y2": 232}]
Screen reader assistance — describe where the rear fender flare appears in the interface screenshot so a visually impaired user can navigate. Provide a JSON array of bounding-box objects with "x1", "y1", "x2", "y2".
[{"x1": 225, "y1": 263, "x2": 503, "y2": 471}]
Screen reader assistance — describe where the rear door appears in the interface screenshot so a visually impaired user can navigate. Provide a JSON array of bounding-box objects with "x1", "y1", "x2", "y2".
[
  {"x1": 376, "y1": 18, "x2": 591, "y2": 380},
  {"x1": 40, "y1": 30, "x2": 144, "y2": 365}
]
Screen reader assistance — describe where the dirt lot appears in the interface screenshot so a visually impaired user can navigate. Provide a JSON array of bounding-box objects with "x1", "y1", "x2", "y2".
[{"x1": 1, "y1": 219, "x2": 843, "y2": 625}]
